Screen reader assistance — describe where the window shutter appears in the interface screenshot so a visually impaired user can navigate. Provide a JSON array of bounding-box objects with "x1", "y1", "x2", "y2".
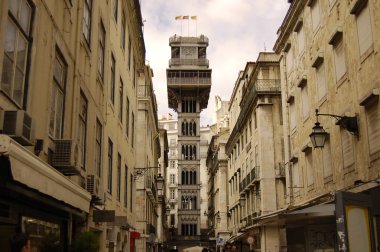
[
  {"x1": 323, "y1": 138, "x2": 333, "y2": 178},
  {"x1": 366, "y1": 102, "x2": 380, "y2": 155},
  {"x1": 356, "y1": 4, "x2": 373, "y2": 55},
  {"x1": 316, "y1": 64, "x2": 326, "y2": 100},
  {"x1": 333, "y1": 40, "x2": 347, "y2": 81},
  {"x1": 341, "y1": 130, "x2": 355, "y2": 169}
]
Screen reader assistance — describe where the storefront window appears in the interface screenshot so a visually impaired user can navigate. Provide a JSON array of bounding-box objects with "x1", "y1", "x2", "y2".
[{"x1": 22, "y1": 216, "x2": 61, "y2": 251}]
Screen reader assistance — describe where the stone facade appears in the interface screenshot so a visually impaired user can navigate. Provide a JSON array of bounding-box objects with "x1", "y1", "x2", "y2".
[
  {"x1": 274, "y1": 0, "x2": 380, "y2": 250},
  {"x1": 224, "y1": 53, "x2": 285, "y2": 251},
  {"x1": 0, "y1": 0, "x2": 150, "y2": 251}
]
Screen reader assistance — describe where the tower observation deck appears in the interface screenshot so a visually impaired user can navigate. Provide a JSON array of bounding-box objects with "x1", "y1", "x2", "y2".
[
  {"x1": 167, "y1": 35, "x2": 212, "y2": 111},
  {"x1": 166, "y1": 34, "x2": 212, "y2": 249}
]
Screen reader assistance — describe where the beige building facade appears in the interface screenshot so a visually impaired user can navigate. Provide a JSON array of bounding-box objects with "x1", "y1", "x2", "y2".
[
  {"x1": 223, "y1": 53, "x2": 285, "y2": 251},
  {"x1": 0, "y1": 0, "x2": 152, "y2": 251},
  {"x1": 274, "y1": 0, "x2": 380, "y2": 250}
]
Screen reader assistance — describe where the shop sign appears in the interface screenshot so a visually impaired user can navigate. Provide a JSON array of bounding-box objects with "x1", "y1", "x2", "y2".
[{"x1": 93, "y1": 210, "x2": 115, "y2": 222}]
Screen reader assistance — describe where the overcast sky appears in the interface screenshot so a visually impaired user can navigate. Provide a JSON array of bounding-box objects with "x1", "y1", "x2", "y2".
[{"x1": 140, "y1": 0, "x2": 289, "y2": 126}]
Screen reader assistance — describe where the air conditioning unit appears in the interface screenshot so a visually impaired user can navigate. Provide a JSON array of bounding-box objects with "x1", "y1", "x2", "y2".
[
  {"x1": 87, "y1": 174, "x2": 104, "y2": 203},
  {"x1": 87, "y1": 174, "x2": 100, "y2": 195},
  {"x1": 2, "y1": 110, "x2": 34, "y2": 146},
  {"x1": 51, "y1": 139, "x2": 80, "y2": 175}
]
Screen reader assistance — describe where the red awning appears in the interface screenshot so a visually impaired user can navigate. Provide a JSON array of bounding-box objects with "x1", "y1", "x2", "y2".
[{"x1": 130, "y1": 231, "x2": 140, "y2": 239}]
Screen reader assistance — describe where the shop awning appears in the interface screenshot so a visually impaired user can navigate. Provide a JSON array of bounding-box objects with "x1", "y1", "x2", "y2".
[
  {"x1": 287, "y1": 203, "x2": 335, "y2": 216},
  {"x1": 0, "y1": 135, "x2": 91, "y2": 213}
]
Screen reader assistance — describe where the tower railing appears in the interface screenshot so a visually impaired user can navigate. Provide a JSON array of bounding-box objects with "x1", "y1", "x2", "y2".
[
  {"x1": 167, "y1": 77, "x2": 211, "y2": 85},
  {"x1": 169, "y1": 58, "x2": 209, "y2": 67}
]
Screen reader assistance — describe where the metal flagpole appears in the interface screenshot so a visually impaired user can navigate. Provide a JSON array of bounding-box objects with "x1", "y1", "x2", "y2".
[{"x1": 191, "y1": 16, "x2": 197, "y2": 36}]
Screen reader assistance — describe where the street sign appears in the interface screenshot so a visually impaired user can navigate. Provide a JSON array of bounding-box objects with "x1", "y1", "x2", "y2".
[
  {"x1": 247, "y1": 236, "x2": 255, "y2": 245},
  {"x1": 216, "y1": 237, "x2": 224, "y2": 245},
  {"x1": 93, "y1": 210, "x2": 115, "y2": 222}
]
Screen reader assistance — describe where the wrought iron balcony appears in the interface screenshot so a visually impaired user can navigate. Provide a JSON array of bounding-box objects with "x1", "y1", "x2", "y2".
[
  {"x1": 169, "y1": 35, "x2": 209, "y2": 44},
  {"x1": 167, "y1": 77, "x2": 212, "y2": 86},
  {"x1": 239, "y1": 166, "x2": 260, "y2": 194},
  {"x1": 169, "y1": 58, "x2": 209, "y2": 67}
]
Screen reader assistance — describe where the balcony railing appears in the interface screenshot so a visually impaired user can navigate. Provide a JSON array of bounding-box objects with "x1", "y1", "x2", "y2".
[
  {"x1": 145, "y1": 175, "x2": 157, "y2": 201},
  {"x1": 239, "y1": 166, "x2": 260, "y2": 194},
  {"x1": 167, "y1": 77, "x2": 212, "y2": 85},
  {"x1": 169, "y1": 35, "x2": 209, "y2": 44},
  {"x1": 169, "y1": 58, "x2": 209, "y2": 67}
]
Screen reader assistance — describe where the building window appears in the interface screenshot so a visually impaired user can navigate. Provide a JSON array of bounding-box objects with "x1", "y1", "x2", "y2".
[
  {"x1": 126, "y1": 96, "x2": 130, "y2": 137},
  {"x1": 130, "y1": 175, "x2": 133, "y2": 211},
  {"x1": 107, "y1": 139, "x2": 113, "y2": 194},
  {"x1": 322, "y1": 137, "x2": 333, "y2": 181},
  {"x1": 355, "y1": 2, "x2": 373, "y2": 56},
  {"x1": 49, "y1": 51, "x2": 67, "y2": 138},
  {"x1": 2, "y1": 0, "x2": 33, "y2": 107},
  {"x1": 285, "y1": 46, "x2": 293, "y2": 72},
  {"x1": 124, "y1": 165, "x2": 128, "y2": 208},
  {"x1": 82, "y1": 0, "x2": 92, "y2": 43},
  {"x1": 110, "y1": 53, "x2": 115, "y2": 104},
  {"x1": 341, "y1": 129, "x2": 355, "y2": 172},
  {"x1": 121, "y1": 13, "x2": 126, "y2": 49},
  {"x1": 301, "y1": 84, "x2": 309, "y2": 119},
  {"x1": 117, "y1": 153, "x2": 121, "y2": 201},
  {"x1": 289, "y1": 99, "x2": 296, "y2": 130},
  {"x1": 291, "y1": 161, "x2": 301, "y2": 195},
  {"x1": 305, "y1": 149, "x2": 314, "y2": 187},
  {"x1": 132, "y1": 112, "x2": 135, "y2": 147},
  {"x1": 98, "y1": 21, "x2": 105, "y2": 80},
  {"x1": 170, "y1": 189, "x2": 175, "y2": 200},
  {"x1": 112, "y1": 0, "x2": 118, "y2": 22},
  {"x1": 128, "y1": 36, "x2": 132, "y2": 70},
  {"x1": 310, "y1": 0, "x2": 320, "y2": 31},
  {"x1": 95, "y1": 119, "x2": 102, "y2": 177},
  {"x1": 296, "y1": 24, "x2": 305, "y2": 54},
  {"x1": 170, "y1": 161, "x2": 175, "y2": 168},
  {"x1": 315, "y1": 63, "x2": 326, "y2": 101},
  {"x1": 332, "y1": 38, "x2": 346, "y2": 82},
  {"x1": 170, "y1": 214, "x2": 175, "y2": 225},
  {"x1": 365, "y1": 100, "x2": 380, "y2": 162},
  {"x1": 119, "y1": 78, "x2": 123, "y2": 122},
  {"x1": 170, "y1": 174, "x2": 175, "y2": 184},
  {"x1": 78, "y1": 92, "x2": 88, "y2": 170}
]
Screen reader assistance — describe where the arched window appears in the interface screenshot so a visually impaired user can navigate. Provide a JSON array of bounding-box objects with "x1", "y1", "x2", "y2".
[
  {"x1": 192, "y1": 171, "x2": 197, "y2": 184},
  {"x1": 182, "y1": 171, "x2": 185, "y2": 184},
  {"x1": 182, "y1": 122, "x2": 185, "y2": 135},
  {"x1": 192, "y1": 122, "x2": 196, "y2": 136}
]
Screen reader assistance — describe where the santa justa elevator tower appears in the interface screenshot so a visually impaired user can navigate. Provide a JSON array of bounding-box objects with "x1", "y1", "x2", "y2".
[{"x1": 166, "y1": 34, "x2": 212, "y2": 248}]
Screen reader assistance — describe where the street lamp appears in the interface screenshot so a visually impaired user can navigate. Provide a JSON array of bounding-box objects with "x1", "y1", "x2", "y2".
[
  {"x1": 215, "y1": 213, "x2": 221, "y2": 224},
  {"x1": 239, "y1": 195, "x2": 246, "y2": 208},
  {"x1": 156, "y1": 173, "x2": 164, "y2": 195},
  {"x1": 310, "y1": 109, "x2": 359, "y2": 148}
]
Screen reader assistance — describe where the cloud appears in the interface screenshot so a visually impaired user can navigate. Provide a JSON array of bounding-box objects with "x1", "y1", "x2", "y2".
[{"x1": 141, "y1": 0, "x2": 289, "y2": 126}]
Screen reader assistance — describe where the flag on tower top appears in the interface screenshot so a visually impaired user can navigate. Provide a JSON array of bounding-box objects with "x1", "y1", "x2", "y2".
[
  {"x1": 175, "y1": 16, "x2": 182, "y2": 20},
  {"x1": 182, "y1": 16, "x2": 189, "y2": 19},
  {"x1": 191, "y1": 16, "x2": 197, "y2": 20}
]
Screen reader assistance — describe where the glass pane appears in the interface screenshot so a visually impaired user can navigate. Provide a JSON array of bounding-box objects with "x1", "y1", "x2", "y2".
[
  {"x1": 8, "y1": 0, "x2": 19, "y2": 17},
  {"x1": 13, "y1": 68, "x2": 24, "y2": 105},
  {"x1": 55, "y1": 90, "x2": 64, "y2": 138},
  {"x1": 20, "y1": 0, "x2": 31, "y2": 34},
  {"x1": 4, "y1": 20, "x2": 16, "y2": 58},
  {"x1": 1, "y1": 55, "x2": 13, "y2": 94},
  {"x1": 49, "y1": 86, "x2": 56, "y2": 136},
  {"x1": 53, "y1": 57, "x2": 63, "y2": 85},
  {"x1": 16, "y1": 35, "x2": 27, "y2": 69}
]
